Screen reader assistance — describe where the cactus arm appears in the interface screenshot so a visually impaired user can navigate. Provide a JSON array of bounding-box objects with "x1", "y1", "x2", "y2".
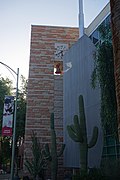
[
  {"x1": 79, "y1": 95, "x2": 87, "y2": 139},
  {"x1": 74, "y1": 115, "x2": 80, "y2": 132},
  {"x1": 67, "y1": 125, "x2": 80, "y2": 142},
  {"x1": 67, "y1": 115, "x2": 84, "y2": 143},
  {"x1": 45, "y1": 143, "x2": 50, "y2": 155},
  {"x1": 88, "y1": 126, "x2": 98, "y2": 148},
  {"x1": 43, "y1": 113, "x2": 65, "y2": 180},
  {"x1": 74, "y1": 115, "x2": 84, "y2": 143},
  {"x1": 50, "y1": 113, "x2": 54, "y2": 129},
  {"x1": 71, "y1": 124, "x2": 76, "y2": 132},
  {"x1": 50, "y1": 113, "x2": 58, "y2": 180},
  {"x1": 57, "y1": 144, "x2": 65, "y2": 157},
  {"x1": 42, "y1": 144, "x2": 52, "y2": 161}
]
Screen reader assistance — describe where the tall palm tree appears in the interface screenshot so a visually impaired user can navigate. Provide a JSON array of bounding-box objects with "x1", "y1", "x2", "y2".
[{"x1": 110, "y1": 0, "x2": 120, "y2": 140}]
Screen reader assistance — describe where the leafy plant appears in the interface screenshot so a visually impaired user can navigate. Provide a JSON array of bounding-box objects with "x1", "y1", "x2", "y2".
[
  {"x1": 0, "y1": 136, "x2": 11, "y2": 170},
  {"x1": 67, "y1": 95, "x2": 98, "y2": 177},
  {"x1": 0, "y1": 76, "x2": 13, "y2": 168},
  {"x1": 24, "y1": 131, "x2": 46, "y2": 180},
  {"x1": 16, "y1": 75, "x2": 27, "y2": 143},
  {"x1": 0, "y1": 75, "x2": 27, "y2": 172},
  {"x1": 91, "y1": 24, "x2": 117, "y2": 136}
]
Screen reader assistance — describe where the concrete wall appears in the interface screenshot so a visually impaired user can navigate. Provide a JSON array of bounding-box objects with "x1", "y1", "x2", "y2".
[{"x1": 63, "y1": 34, "x2": 103, "y2": 168}]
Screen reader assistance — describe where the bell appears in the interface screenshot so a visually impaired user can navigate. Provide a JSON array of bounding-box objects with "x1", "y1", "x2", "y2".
[{"x1": 55, "y1": 63, "x2": 61, "y2": 74}]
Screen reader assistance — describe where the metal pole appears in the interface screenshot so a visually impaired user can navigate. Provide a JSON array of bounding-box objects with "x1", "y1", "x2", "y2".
[
  {"x1": 0, "y1": 62, "x2": 19, "y2": 179},
  {"x1": 79, "y1": 0, "x2": 84, "y2": 38},
  {"x1": 10, "y1": 68, "x2": 19, "y2": 180}
]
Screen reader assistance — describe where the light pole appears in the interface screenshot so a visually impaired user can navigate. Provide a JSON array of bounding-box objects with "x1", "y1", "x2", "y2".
[{"x1": 0, "y1": 61, "x2": 19, "y2": 180}]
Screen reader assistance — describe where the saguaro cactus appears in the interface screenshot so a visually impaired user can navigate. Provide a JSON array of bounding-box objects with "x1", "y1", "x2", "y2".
[
  {"x1": 67, "y1": 95, "x2": 98, "y2": 176},
  {"x1": 43, "y1": 113, "x2": 65, "y2": 180}
]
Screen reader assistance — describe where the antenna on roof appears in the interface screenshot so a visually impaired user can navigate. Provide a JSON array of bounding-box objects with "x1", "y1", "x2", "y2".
[{"x1": 79, "y1": 0, "x2": 84, "y2": 38}]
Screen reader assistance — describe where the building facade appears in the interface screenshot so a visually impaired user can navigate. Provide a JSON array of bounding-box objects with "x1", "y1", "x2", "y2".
[
  {"x1": 86, "y1": 2, "x2": 120, "y2": 159},
  {"x1": 24, "y1": 25, "x2": 79, "y2": 178},
  {"x1": 24, "y1": 1, "x2": 120, "y2": 178}
]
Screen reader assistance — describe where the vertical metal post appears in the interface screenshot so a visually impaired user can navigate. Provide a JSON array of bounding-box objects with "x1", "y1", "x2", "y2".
[
  {"x1": 0, "y1": 62, "x2": 19, "y2": 179},
  {"x1": 79, "y1": 0, "x2": 84, "y2": 38},
  {"x1": 10, "y1": 68, "x2": 19, "y2": 180}
]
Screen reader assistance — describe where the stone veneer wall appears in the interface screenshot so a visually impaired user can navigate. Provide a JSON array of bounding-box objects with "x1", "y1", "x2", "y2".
[{"x1": 24, "y1": 25, "x2": 79, "y2": 178}]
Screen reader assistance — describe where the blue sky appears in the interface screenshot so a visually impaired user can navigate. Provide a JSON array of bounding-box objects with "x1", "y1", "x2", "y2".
[{"x1": 0, "y1": 0, "x2": 109, "y2": 81}]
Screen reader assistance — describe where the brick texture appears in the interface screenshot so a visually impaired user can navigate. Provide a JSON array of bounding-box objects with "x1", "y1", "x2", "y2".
[
  {"x1": 110, "y1": 0, "x2": 120, "y2": 140},
  {"x1": 24, "y1": 25, "x2": 79, "y2": 179}
]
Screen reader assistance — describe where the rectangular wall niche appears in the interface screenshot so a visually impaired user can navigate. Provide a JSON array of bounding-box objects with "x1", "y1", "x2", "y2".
[{"x1": 54, "y1": 61, "x2": 63, "y2": 75}]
